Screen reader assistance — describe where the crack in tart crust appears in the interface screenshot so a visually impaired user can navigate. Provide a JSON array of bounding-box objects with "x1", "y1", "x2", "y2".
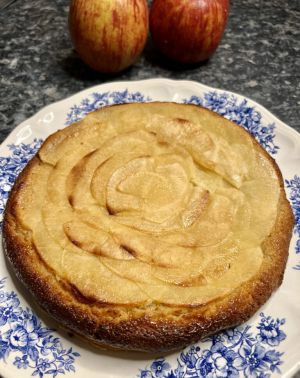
[{"x1": 3, "y1": 102, "x2": 294, "y2": 352}]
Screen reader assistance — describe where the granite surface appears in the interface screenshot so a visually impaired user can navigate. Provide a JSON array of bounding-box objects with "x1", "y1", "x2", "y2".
[
  {"x1": 0, "y1": 0, "x2": 300, "y2": 377},
  {"x1": 0, "y1": 0, "x2": 299, "y2": 143}
]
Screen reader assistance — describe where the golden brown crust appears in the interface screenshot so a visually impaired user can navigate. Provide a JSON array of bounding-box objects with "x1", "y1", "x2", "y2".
[{"x1": 2, "y1": 102, "x2": 294, "y2": 352}]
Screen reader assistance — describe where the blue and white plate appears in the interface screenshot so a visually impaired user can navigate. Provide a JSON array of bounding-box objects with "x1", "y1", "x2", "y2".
[{"x1": 0, "y1": 79, "x2": 299, "y2": 378}]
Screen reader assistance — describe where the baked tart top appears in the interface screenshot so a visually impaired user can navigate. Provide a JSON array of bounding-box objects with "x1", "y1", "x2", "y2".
[{"x1": 3, "y1": 102, "x2": 294, "y2": 352}]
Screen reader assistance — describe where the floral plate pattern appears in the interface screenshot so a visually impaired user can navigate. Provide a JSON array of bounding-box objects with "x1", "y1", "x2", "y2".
[{"x1": 0, "y1": 79, "x2": 299, "y2": 378}]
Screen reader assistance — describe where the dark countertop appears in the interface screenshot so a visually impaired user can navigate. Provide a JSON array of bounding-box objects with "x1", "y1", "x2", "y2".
[
  {"x1": 0, "y1": 0, "x2": 299, "y2": 143},
  {"x1": 0, "y1": 1, "x2": 299, "y2": 377}
]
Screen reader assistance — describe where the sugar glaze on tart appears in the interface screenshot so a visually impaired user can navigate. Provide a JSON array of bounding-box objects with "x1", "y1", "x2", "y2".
[{"x1": 3, "y1": 102, "x2": 294, "y2": 352}]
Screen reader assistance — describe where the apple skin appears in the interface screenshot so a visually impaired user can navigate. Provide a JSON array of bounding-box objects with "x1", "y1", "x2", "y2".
[
  {"x1": 69, "y1": 0, "x2": 148, "y2": 73},
  {"x1": 150, "y1": 0, "x2": 229, "y2": 64}
]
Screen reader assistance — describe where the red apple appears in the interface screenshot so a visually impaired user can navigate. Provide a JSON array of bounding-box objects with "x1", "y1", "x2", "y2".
[
  {"x1": 150, "y1": 0, "x2": 229, "y2": 64},
  {"x1": 69, "y1": 0, "x2": 149, "y2": 73}
]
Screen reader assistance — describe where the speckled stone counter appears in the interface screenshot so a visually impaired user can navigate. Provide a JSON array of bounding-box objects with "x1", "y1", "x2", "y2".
[
  {"x1": 0, "y1": 0, "x2": 299, "y2": 143},
  {"x1": 0, "y1": 0, "x2": 299, "y2": 377}
]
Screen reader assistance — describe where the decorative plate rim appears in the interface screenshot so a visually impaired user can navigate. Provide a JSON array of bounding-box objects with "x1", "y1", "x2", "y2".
[{"x1": 1, "y1": 79, "x2": 299, "y2": 147}]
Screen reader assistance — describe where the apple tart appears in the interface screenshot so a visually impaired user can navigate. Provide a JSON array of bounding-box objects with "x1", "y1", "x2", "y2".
[{"x1": 3, "y1": 102, "x2": 294, "y2": 352}]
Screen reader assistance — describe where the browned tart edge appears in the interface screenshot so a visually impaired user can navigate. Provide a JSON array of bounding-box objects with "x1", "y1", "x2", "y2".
[{"x1": 2, "y1": 103, "x2": 295, "y2": 352}]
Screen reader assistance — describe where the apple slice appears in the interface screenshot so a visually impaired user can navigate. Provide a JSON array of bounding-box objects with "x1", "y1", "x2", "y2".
[{"x1": 64, "y1": 220, "x2": 133, "y2": 260}]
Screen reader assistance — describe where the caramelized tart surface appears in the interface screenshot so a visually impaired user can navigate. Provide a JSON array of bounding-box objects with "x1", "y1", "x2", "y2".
[{"x1": 3, "y1": 102, "x2": 294, "y2": 352}]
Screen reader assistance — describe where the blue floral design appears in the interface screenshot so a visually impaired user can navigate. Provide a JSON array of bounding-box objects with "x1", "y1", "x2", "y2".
[
  {"x1": 239, "y1": 344, "x2": 282, "y2": 377},
  {"x1": 0, "y1": 277, "x2": 80, "y2": 377},
  {"x1": 65, "y1": 90, "x2": 151, "y2": 125},
  {"x1": 151, "y1": 359, "x2": 171, "y2": 378},
  {"x1": 194, "y1": 343, "x2": 244, "y2": 377},
  {"x1": 0, "y1": 138, "x2": 43, "y2": 225},
  {"x1": 257, "y1": 314, "x2": 286, "y2": 346},
  {"x1": 185, "y1": 92, "x2": 279, "y2": 155},
  {"x1": 137, "y1": 313, "x2": 286, "y2": 378},
  {"x1": 285, "y1": 175, "x2": 300, "y2": 270}
]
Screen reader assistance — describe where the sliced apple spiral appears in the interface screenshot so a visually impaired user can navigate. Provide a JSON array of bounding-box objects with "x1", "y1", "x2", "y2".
[{"x1": 14, "y1": 103, "x2": 281, "y2": 306}]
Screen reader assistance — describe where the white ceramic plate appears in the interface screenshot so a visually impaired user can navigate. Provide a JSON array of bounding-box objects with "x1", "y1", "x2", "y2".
[{"x1": 0, "y1": 79, "x2": 299, "y2": 378}]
